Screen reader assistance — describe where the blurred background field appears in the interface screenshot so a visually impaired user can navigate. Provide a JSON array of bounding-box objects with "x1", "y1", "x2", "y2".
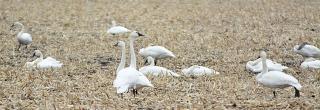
[{"x1": 0, "y1": 0, "x2": 319, "y2": 109}]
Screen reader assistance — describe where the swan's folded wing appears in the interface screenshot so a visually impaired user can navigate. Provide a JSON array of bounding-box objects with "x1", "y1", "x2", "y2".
[{"x1": 38, "y1": 57, "x2": 63, "y2": 68}]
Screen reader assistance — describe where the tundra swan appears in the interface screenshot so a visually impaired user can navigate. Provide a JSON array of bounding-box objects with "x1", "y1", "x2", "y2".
[
  {"x1": 10, "y1": 22, "x2": 32, "y2": 50},
  {"x1": 256, "y1": 51, "x2": 302, "y2": 97},
  {"x1": 25, "y1": 50, "x2": 62, "y2": 69},
  {"x1": 182, "y1": 65, "x2": 219, "y2": 76},
  {"x1": 139, "y1": 56, "x2": 180, "y2": 77},
  {"x1": 300, "y1": 57, "x2": 320, "y2": 69},
  {"x1": 113, "y1": 31, "x2": 153, "y2": 96},
  {"x1": 246, "y1": 58, "x2": 288, "y2": 73},
  {"x1": 293, "y1": 42, "x2": 320, "y2": 58},
  {"x1": 107, "y1": 20, "x2": 131, "y2": 35},
  {"x1": 139, "y1": 45, "x2": 175, "y2": 65},
  {"x1": 114, "y1": 41, "x2": 126, "y2": 73}
]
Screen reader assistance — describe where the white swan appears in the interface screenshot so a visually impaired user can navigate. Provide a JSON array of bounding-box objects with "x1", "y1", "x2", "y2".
[
  {"x1": 293, "y1": 42, "x2": 320, "y2": 58},
  {"x1": 139, "y1": 56, "x2": 180, "y2": 77},
  {"x1": 10, "y1": 22, "x2": 32, "y2": 50},
  {"x1": 25, "y1": 50, "x2": 63, "y2": 69},
  {"x1": 106, "y1": 21, "x2": 131, "y2": 35},
  {"x1": 182, "y1": 65, "x2": 219, "y2": 76},
  {"x1": 113, "y1": 31, "x2": 153, "y2": 96},
  {"x1": 114, "y1": 41, "x2": 126, "y2": 73},
  {"x1": 256, "y1": 51, "x2": 302, "y2": 97},
  {"x1": 300, "y1": 57, "x2": 320, "y2": 69},
  {"x1": 246, "y1": 58, "x2": 288, "y2": 73},
  {"x1": 139, "y1": 45, "x2": 175, "y2": 65}
]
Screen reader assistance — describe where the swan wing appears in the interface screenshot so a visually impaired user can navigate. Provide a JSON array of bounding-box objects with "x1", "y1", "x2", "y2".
[
  {"x1": 18, "y1": 33, "x2": 32, "y2": 44},
  {"x1": 37, "y1": 57, "x2": 63, "y2": 69},
  {"x1": 140, "y1": 66, "x2": 180, "y2": 77},
  {"x1": 301, "y1": 60, "x2": 320, "y2": 69},
  {"x1": 140, "y1": 46, "x2": 175, "y2": 58},
  {"x1": 107, "y1": 26, "x2": 130, "y2": 34},
  {"x1": 258, "y1": 71, "x2": 300, "y2": 89}
]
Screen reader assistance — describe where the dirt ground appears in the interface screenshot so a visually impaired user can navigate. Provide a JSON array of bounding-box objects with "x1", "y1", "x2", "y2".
[{"x1": 0, "y1": 0, "x2": 320, "y2": 109}]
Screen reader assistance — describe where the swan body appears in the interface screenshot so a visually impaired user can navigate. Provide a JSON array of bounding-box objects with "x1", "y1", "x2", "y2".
[
  {"x1": 300, "y1": 57, "x2": 320, "y2": 69},
  {"x1": 139, "y1": 45, "x2": 175, "y2": 65},
  {"x1": 107, "y1": 21, "x2": 130, "y2": 35},
  {"x1": 25, "y1": 50, "x2": 62, "y2": 69},
  {"x1": 182, "y1": 65, "x2": 219, "y2": 76},
  {"x1": 293, "y1": 42, "x2": 320, "y2": 58},
  {"x1": 256, "y1": 51, "x2": 302, "y2": 97},
  {"x1": 139, "y1": 56, "x2": 180, "y2": 77},
  {"x1": 11, "y1": 22, "x2": 32, "y2": 49},
  {"x1": 246, "y1": 58, "x2": 288, "y2": 73},
  {"x1": 113, "y1": 31, "x2": 153, "y2": 95}
]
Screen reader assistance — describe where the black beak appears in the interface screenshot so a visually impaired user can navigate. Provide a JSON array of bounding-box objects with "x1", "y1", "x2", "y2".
[
  {"x1": 10, "y1": 24, "x2": 14, "y2": 31},
  {"x1": 137, "y1": 32, "x2": 144, "y2": 36},
  {"x1": 297, "y1": 42, "x2": 308, "y2": 50},
  {"x1": 113, "y1": 42, "x2": 118, "y2": 47},
  {"x1": 32, "y1": 52, "x2": 36, "y2": 57}
]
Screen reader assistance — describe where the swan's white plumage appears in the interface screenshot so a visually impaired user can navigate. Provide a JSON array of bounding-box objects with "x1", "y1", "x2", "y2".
[
  {"x1": 182, "y1": 65, "x2": 219, "y2": 76},
  {"x1": 12, "y1": 22, "x2": 32, "y2": 46},
  {"x1": 113, "y1": 31, "x2": 153, "y2": 94},
  {"x1": 113, "y1": 67, "x2": 153, "y2": 93},
  {"x1": 246, "y1": 58, "x2": 288, "y2": 73},
  {"x1": 107, "y1": 21, "x2": 130, "y2": 35},
  {"x1": 25, "y1": 50, "x2": 62, "y2": 69},
  {"x1": 256, "y1": 51, "x2": 302, "y2": 97},
  {"x1": 139, "y1": 56, "x2": 180, "y2": 77},
  {"x1": 139, "y1": 46, "x2": 175, "y2": 61},
  {"x1": 293, "y1": 43, "x2": 320, "y2": 58},
  {"x1": 300, "y1": 57, "x2": 320, "y2": 69}
]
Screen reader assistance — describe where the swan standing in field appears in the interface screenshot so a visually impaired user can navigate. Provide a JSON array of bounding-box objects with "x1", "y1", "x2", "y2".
[
  {"x1": 114, "y1": 41, "x2": 126, "y2": 73},
  {"x1": 139, "y1": 56, "x2": 180, "y2": 77},
  {"x1": 293, "y1": 42, "x2": 320, "y2": 58},
  {"x1": 246, "y1": 58, "x2": 288, "y2": 73},
  {"x1": 256, "y1": 51, "x2": 302, "y2": 98},
  {"x1": 300, "y1": 57, "x2": 320, "y2": 69},
  {"x1": 107, "y1": 21, "x2": 131, "y2": 35},
  {"x1": 113, "y1": 31, "x2": 153, "y2": 96},
  {"x1": 10, "y1": 22, "x2": 32, "y2": 50},
  {"x1": 139, "y1": 45, "x2": 176, "y2": 65},
  {"x1": 25, "y1": 50, "x2": 63, "y2": 69},
  {"x1": 182, "y1": 65, "x2": 219, "y2": 76}
]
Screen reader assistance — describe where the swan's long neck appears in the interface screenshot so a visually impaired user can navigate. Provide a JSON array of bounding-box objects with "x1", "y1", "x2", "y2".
[
  {"x1": 17, "y1": 23, "x2": 25, "y2": 36},
  {"x1": 117, "y1": 45, "x2": 126, "y2": 73},
  {"x1": 129, "y1": 37, "x2": 137, "y2": 69},
  {"x1": 261, "y1": 55, "x2": 268, "y2": 74}
]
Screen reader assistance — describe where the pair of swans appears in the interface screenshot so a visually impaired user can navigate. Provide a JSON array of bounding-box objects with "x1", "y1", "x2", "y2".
[
  {"x1": 246, "y1": 57, "x2": 288, "y2": 73},
  {"x1": 113, "y1": 31, "x2": 153, "y2": 96},
  {"x1": 10, "y1": 22, "x2": 32, "y2": 50},
  {"x1": 182, "y1": 65, "x2": 220, "y2": 76},
  {"x1": 25, "y1": 50, "x2": 63, "y2": 69},
  {"x1": 139, "y1": 45, "x2": 176, "y2": 65},
  {"x1": 256, "y1": 51, "x2": 302, "y2": 97},
  {"x1": 107, "y1": 21, "x2": 131, "y2": 36},
  {"x1": 294, "y1": 42, "x2": 320, "y2": 69}
]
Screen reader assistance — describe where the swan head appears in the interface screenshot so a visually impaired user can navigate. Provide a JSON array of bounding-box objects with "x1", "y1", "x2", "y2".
[
  {"x1": 129, "y1": 31, "x2": 144, "y2": 39},
  {"x1": 146, "y1": 56, "x2": 154, "y2": 63},
  {"x1": 33, "y1": 50, "x2": 43, "y2": 57},
  {"x1": 113, "y1": 41, "x2": 125, "y2": 47},
  {"x1": 260, "y1": 51, "x2": 267, "y2": 59}
]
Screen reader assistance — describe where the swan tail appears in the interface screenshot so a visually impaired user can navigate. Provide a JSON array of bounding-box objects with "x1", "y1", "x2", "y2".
[{"x1": 294, "y1": 87, "x2": 300, "y2": 97}]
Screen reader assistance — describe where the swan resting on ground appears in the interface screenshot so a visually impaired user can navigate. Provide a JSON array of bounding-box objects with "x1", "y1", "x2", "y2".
[
  {"x1": 139, "y1": 45, "x2": 176, "y2": 65},
  {"x1": 25, "y1": 50, "x2": 63, "y2": 69},
  {"x1": 256, "y1": 51, "x2": 302, "y2": 98},
  {"x1": 107, "y1": 20, "x2": 131, "y2": 35},
  {"x1": 246, "y1": 58, "x2": 288, "y2": 73},
  {"x1": 10, "y1": 22, "x2": 32, "y2": 50},
  {"x1": 293, "y1": 42, "x2": 320, "y2": 58},
  {"x1": 113, "y1": 31, "x2": 153, "y2": 96},
  {"x1": 300, "y1": 57, "x2": 320, "y2": 69},
  {"x1": 139, "y1": 56, "x2": 180, "y2": 77},
  {"x1": 182, "y1": 65, "x2": 219, "y2": 76}
]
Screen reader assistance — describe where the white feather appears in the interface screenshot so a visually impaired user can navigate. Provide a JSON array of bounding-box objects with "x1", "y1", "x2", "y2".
[
  {"x1": 300, "y1": 57, "x2": 320, "y2": 69},
  {"x1": 293, "y1": 44, "x2": 320, "y2": 58},
  {"x1": 246, "y1": 58, "x2": 288, "y2": 73},
  {"x1": 182, "y1": 65, "x2": 219, "y2": 76}
]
